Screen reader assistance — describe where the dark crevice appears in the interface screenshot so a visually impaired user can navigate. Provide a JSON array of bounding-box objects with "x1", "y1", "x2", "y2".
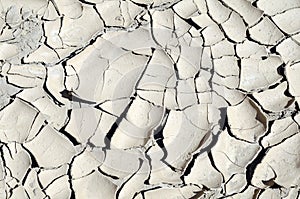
[
  {"x1": 103, "y1": 92, "x2": 137, "y2": 151},
  {"x1": 144, "y1": 146, "x2": 153, "y2": 185},
  {"x1": 269, "y1": 46, "x2": 278, "y2": 55},
  {"x1": 78, "y1": 0, "x2": 95, "y2": 6},
  {"x1": 43, "y1": 68, "x2": 64, "y2": 107},
  {"x1": 180, "y1": 152, "x2": 198, "y2": 183},
  {"x1": 67, "y1": 150, "x2": 85, "y2": 199},
  {"x1": 181, "y1": 107, "x2": 226, "y2": 182},
  {"x1": 21, "y1": 144, "x2": 39, "y2": 168},
  {"x1": 225, "y1": 115, "x2": 255, "y2": 143},
  {"x1": 207, "y1": 151, "x2": 222, "y2": 177},
  {"x1": 252, "y1": 189, "x2": 261, "y2": 199},
  {"x1": 152, "y1": 109, "x2": 176, "y2": 171},
  {"x1": 245, "y1": 148, "x2": 268, "y2": 185},
  {"x1": 59, "y1": 110, "x2": 80, "y2": 146},
  {"x1": 245, "y1": 29, "x2": 268, "y2": 47},
  {"x1": 97, "y1": 167, "x2": 119, "y2": 180},
  {"x1": 59, "y1": 127, "x2": 80, "y2": 146},
  {"x1": 190, "y1": 190, "x2": 205, "y2": 199},
  {"x1": 21, "y1": 168, "x2": 31, "y2": 186},
  {"x1": 60, "y1": 89, "x2": 96, "y2": 104},
  {"x1": 256, "y1": 189, "x2": 265, "y2": 199},
  {"x1": 251, "y1": 0, "x2": 259, "y2": 8}
]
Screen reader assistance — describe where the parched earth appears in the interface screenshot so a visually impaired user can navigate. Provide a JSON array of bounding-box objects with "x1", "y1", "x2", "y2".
[{"x1": 0, "y1": 0, "x2": 299, "y2": 198}]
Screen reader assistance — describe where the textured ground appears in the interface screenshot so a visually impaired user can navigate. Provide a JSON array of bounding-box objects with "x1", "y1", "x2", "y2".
[{"x1": 0, "y1": 0, "x2": 299, "y2": 198}]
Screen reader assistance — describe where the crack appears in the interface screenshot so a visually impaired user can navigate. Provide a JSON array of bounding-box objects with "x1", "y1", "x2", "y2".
[
  {"x1": 97, "y1": 167, "x2": 119, "y2": 180},
  {"x1": 0, "y1": 1, "x2": 298, "y2": 198},
  {"x1": 58, "y1": 109, "x2": 81, "y2": 146},
  {"x1": 21, "y1": 144, "x2": 39, "y2": 168},
  {"x1": 115, "y1": 158, "x2": 143, "y2": 199}
]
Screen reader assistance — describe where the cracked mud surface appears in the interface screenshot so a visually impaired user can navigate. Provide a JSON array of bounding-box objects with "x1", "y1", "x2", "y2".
[{"x1": 0, "y1": 0, "x2": 299, "y2": 198}]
